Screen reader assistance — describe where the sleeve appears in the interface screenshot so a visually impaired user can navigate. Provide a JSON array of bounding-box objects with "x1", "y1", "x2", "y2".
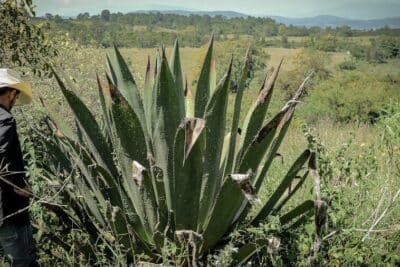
[
  {"x1": 0, "y1": 117, "x2": 16, "y2": 166},
  {"x1": 0, "y1": 117, "x2": 26, "y2": 189}
]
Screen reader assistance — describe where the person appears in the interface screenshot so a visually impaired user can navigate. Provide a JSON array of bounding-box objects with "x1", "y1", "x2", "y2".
[{"x1": 0, "y1": 69, "x2": 38, "y2": 267}]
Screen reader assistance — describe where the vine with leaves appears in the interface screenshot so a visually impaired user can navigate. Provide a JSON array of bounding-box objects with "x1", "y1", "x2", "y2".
[{"x1": 0, "y1": 0, "x2": 58, "y2": 77}]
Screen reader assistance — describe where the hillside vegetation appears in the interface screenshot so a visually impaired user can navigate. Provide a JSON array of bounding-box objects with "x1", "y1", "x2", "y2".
[{"x1": 2, "y1": 3, "x2": 400, "y2": 266}]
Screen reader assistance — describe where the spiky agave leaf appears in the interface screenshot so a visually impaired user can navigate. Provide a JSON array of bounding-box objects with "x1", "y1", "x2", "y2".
[
  {"x1": 253, "y1": 73, "x2": 313, "y2": 192},
  {"x1": 170, "y1": 39, "x2": 185, "y2": 107},
  {"x1": 51, "y1": 68, "x2": 119, "y2": 178},
  {"x1": 110, "y1": 86, "x2": 158, "y2": 242},
  {"x1": 151, "y1": 49, "x2": 186, "y2": 210},
  {"x1": 232, "y1": 76, "x2": 313, "y2": 226},
  {"x1": 197, "y1": 60, "x2": 233, "y2": 230},
  {"x1": 236, "y1": 58, "x2": 284, "y2": 167},
  {"x1": 184, "y1": 76, "x2": 194, "y2": 118},
  {"x1": 173, "y1": 118, "x2": 206, "y2": 230},
  {"x1": 224, "y1": 48, "x2": 252, "y2": 175},
  {"x1": 144, "y1": 56, "x2": 154, "y2": 138},
  {"x1": 200, "y1": 97, "x2": 299, "y2": 251},
  {"x1": 251, "y1": 149, "x2": 312, "y2": 226},
  {"x1": 47, "y1": 128, "x2": 140, "y2": 254},
  {"x1": 108, "y1": 47, "x2": 148, "y2": 137},
  {"x1": 194, "y1": 36, "x2": 215, "y2": 118}
]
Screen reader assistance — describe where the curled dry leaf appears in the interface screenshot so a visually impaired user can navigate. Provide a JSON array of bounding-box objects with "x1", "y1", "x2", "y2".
[
  {"x1": 267, "y1": 236, "x2": 281, "y2": 254},
  {"x1": 132, "y1": 161, "x2": 146, "y2": 187},
  {"x1": 230, "y1": 170, "x2": 260, "y2": 204},
  {"x1": 111, "y1": 206, "x2": 121, "y2": 223}
]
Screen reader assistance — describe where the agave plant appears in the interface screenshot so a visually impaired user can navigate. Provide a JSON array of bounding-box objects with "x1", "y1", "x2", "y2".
[{"x1": 42, "y1": 38, "x2": 320, "y2": 265}]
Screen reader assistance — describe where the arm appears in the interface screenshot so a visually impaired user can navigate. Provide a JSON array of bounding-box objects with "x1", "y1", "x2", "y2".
[{"x1": 0, "y1": 116, "x2": 30, "y2": 196}]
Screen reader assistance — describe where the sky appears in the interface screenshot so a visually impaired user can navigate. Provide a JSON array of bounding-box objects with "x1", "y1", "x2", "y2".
[{"x1": 33, "y1": 0, "x2": 400, "y2": 19}]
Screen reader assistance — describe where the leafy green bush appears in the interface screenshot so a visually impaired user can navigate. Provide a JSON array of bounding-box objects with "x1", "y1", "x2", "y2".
[
  {"x1": 298, "y1": 107, "x2": 400, "y2": 266},
  {"x1": 338, "y1": 60, "x2": 357, "y2": 71},
  {"x1": 278, "y1": 48, "x2": 330, "y2": 100},
  {"x1": 347, "y1": 37, "x2": 400, "y2": 63},
  {"x1": 299, "y1": 61, "x2": 400, "y2": 123},
  {"x1": 0, "y1": 0, "x2": 58, "y2": 76}
]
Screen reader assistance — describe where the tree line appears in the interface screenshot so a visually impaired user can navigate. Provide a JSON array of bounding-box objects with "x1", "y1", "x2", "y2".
[{"x1": 37, "y1": 11, "x2": 400, "y2": 49}]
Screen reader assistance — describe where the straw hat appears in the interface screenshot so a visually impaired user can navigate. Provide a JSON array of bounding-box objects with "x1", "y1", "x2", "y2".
[{"x1": 0, "y1": 69, "x2": 32, "y2": 105}]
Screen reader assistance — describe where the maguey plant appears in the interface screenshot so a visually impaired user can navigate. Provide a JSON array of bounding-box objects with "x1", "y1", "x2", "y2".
[{"x1": 41, "y1": 37, "x2": 323, "y2": 265}]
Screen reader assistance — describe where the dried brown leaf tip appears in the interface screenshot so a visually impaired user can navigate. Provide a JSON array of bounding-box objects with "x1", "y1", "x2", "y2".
[
  {"x1": 47, "y1": 119, "x2": 64, "y2": 138},
  {"x1": 256, "y1": 58, "x2": 283, "y2": 105},
  {"x1": 230, "y1": 170, "x2": 260, "y2": 204},
  {"x1": 146, "y1": 56, "x2": 151, "y2": 73},
  {"x1": 96, "y1": 73, "x2": 110, "y2": 97},
  {"x1": 184, "y1": 76, "x2": 192, "y2": 98},
  {"x1": 211, "y1": 56, "x2": 216, "y2": 71},
  {"x1": 183, "y1": 118, "x2": 205, "y2": 160},
  {"x1": 105, "y1": 74, "x2": 122, "y2": 104},
  {"x1": 55, "y1": 128, "x2": 64, "y2": 138}
]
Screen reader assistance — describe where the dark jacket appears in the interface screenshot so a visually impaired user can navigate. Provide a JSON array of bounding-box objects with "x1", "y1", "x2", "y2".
[{"x1": 0, "y1": 105, "x2": 30, "y2": 226}]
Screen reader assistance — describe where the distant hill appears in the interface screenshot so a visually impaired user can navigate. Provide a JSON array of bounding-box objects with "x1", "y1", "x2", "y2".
[
  {"x1": 132, "y1": 10, "x2": 248, "y2": 19},
  {"x1": 313, "y1": 2, "x2": 400, "y2": 20},
  {"x1": 269, "y1": 15, "x2": 400, "y2": 29}
]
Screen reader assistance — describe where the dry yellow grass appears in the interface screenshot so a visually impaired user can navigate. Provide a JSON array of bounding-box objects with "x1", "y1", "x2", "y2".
[
  {"x1": 29, "y1": 42, "x2": 352, "y2": 131},
  {"x1": 263, "y1": 47, "x2": 350, "y2": 71},
  {"x1": 132, "y1": 25, "x2": 148, "y2": 31},
  {"x1": 264, "y1": 36, "x2": 308, "y2": 43},
  {"x1": 263, "y1": 47, "x2": 302, "y2": 71},
  {"x1": 118, "y1": 46, "x2": 205, "y2": 88}
]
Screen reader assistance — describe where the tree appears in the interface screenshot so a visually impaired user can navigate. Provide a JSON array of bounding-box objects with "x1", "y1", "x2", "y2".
[
  {"x1": 337, "y1": 25, "x2": 353, "y2": 37},
  {"x1": 101, "y1": 9, "x2": 110, "y2": 22},
  {"x1": 54, "y1": 14, "x2": 62, "y2": 23},
  {"x1": 45, "y1": 13, "x2": 53, "y2": 20},
  {"x1": 281, "y1": 35, "x2": 289, "y2": 48},
  {"x1": 0, "y1": 0, "x2": 57, "y2": 76},
  {"x1": 77, "y1": 12, "x2": 90, "y2": 20},
  {"x1": 278, "y1": 24, "x2": 287, "y2": 36}
]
